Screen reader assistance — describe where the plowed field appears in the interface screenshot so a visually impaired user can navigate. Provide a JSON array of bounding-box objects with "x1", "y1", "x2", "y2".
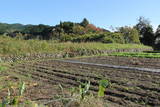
[{"x1": 5, "y1": 56, "x2": 160, "y2": 107}]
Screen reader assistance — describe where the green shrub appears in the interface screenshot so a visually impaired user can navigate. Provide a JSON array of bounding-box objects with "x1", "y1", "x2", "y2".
[
  {"x1": 60, "y1": 33, "x2": 73, "y2": 42},
  {"x1": 102, "y1": 37, "x2": 115, "y2": 43},
  {"x1": 102, "y1": 32, "x2": 125, "y2": 44},
  {"x1": 118, "y1": 26, "x2": 140, "y2": 44}
]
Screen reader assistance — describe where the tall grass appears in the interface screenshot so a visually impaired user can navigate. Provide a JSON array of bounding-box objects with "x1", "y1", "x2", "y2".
[{"x1": 0, "y1": 36, "x2": 152, "y2": 56}]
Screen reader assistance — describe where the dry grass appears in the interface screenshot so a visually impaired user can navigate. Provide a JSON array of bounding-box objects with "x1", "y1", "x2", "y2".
[{"x1": 0, "y1": 36, "x2": 151, "y2": 56}]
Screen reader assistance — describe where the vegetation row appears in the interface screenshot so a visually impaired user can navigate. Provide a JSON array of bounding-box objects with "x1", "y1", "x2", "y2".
[{"x1": 109, "y1": 52, "x2": 160, "y2": 58}]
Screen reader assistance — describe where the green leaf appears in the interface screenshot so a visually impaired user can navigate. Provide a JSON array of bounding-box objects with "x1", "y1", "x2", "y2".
[
  {"x1": 19, "y1": 81, "x2": 25, "y2": 96},
  {"x1": 99, "y1": 79, "x2": 109, "y2": 88},
  {"x1": 98, "y1": 86, "x2": 105, "y2": 97},
  {"x1": 98, "y1": 79, "x2": 110, "y2": 97}
]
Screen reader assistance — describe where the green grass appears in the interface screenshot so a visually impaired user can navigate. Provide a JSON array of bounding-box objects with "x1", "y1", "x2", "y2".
[
  {"x1": 0, "y1": 66, "x2": 7, "y2": 72},
  {"x1": 0, "y1": 36, "x2": 151, "y2": 56},
  {"x1": 109, "y1": 52, "x2": 160, "y2": 58}
]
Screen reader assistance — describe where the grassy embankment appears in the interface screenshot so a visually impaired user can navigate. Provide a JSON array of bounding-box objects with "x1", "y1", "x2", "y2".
[{"x1": 0, "y1": 36, "x2": 151, "y2": 57}]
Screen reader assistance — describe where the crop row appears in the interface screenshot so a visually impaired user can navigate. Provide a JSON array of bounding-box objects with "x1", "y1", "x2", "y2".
[
  {"x1": 19, "y1": 61, "x2": 160, "y2": 93},
  {"x1": 8, "y1": 61, "x2": 160, "y2": 106}
]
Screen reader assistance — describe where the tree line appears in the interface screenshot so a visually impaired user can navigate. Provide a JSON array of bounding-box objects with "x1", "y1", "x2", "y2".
[{"x1": 0, "y1": 17, "x2": 160, "y2": 49}]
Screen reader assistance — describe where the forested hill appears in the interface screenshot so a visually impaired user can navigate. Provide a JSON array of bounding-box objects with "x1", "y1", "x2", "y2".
[
  {"x1": 1, "y1": 17, "x2": 160, "y2": 49},
  {"x1": 0, "y1": 22, "x2": 26, "y2": 34},
  {"x1": 0, "y1": 18, "x2": 110, "y2": 41},
  {"x1": 0, "y1": 18, "x2": 107, "y2": 35}
]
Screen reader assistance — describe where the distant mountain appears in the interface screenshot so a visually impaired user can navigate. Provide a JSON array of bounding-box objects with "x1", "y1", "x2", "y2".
[{"x1": 0, "y1": 22, "x2": 26, "y2": 34}]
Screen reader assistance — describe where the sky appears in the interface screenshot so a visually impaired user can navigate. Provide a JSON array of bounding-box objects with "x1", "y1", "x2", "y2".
[{"x1": 0, "y1": 0, "x2": 160, "y2": 30}]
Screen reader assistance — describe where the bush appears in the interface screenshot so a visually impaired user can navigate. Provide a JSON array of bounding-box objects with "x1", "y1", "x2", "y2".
[
  {"x1": 60, "y1": 33, "x2": 73, "y2": 42},
  {"x1": 102, "y1": 32, "x2": 125, "y2": 44},
  {"x1": 118, "y1": 26, "x2": 140, "y2": 44},
  {"x1": 102, "y1": 37, "x2": 114, "y2": 43},
  {"x1": 68, "y1": 33, "x2": 105, "y2": 42}
]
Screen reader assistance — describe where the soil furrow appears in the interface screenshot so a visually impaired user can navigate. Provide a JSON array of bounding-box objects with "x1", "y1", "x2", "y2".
[{"x1": 11, "y1": 66, "x2": 160, "y2": 106}]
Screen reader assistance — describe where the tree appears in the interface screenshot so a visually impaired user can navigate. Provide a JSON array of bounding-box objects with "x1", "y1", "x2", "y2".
[
  {"x1": 154, "y1": 25, "x2": 160, "y2": 50},
  {"x1": 141, "y1": 26, "x2": 155, "y2": 46},
  {"x1": 135, "y1": 16, "x2": 155, "y2": 46},
  {"x1": 102, "y1": 32, "x2": 125, "y2": 44},
  {"x1": 59, "y1": 21, "x2": 74, "y2": 34},
  {"x1": 135, "y1": 16, "x2": 150, "y2": 34},
  {"x1": 155, "y1": 25, "x2": 160, "y2": 42},
  {"x1": 118, "y1": 26, "x2": 140, "y2": 44},
  {"x1": 22, "y1": 24, "x2": 51, "y2": 40},
  {"x1": 72, "y1": 25, "x2": 85, "y2": 34},
  {"x1": 80, "y1": 18, "x2": 89, "y2": 27},
  {"x1": 23, "y1": 24, "x2": 50, "y2": 35},
  {"x1": 85, "y1": 24, "x2": 103, "y2": 33}
]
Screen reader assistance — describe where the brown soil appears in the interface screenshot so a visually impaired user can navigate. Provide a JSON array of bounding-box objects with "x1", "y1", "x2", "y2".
[
  {"x1": 1, "y1": 56, "x2": 160, "y2": 107},
  {"x1": 71, "y1": 56, "x2": 160, "y2": 69},
  {"x1": 0, "y1": 71, "x2": 69, "y2": 106}
]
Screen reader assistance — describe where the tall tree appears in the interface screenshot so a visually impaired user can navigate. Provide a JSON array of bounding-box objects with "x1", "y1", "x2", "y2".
[
  {"x1": 135, "y1": 16, "x2": 155, "y2": 46},
  {"x1": 141, "y1": 26, "x2": 155, "y2": 46},
  {"x1": 154, "y1": 25, "x2": 160, "y2": 49},
  {"x1": 135, "y1": 16, "x2": 150, "y2": 33},
  {"x1": 80, "y1": 18, "x2": 89, "y2": 27},
  {"x1": 155, "y1": 25, "x2": 160, "y2": 41}
]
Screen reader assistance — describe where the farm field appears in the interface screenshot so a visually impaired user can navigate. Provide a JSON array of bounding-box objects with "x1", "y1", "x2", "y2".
[
  {"x1": 1, "y1": 56, "x2": 160, "y2": 107},
  {"x1": 1, "y1": 1, "x2": 160, "y2": 107},
  {"x1": 71, "y1": 55, "x2": 160, "y2": 69}
]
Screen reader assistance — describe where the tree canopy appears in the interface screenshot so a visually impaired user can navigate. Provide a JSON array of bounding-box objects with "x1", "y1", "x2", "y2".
[{"x1": 135, "y1": 16, "x2": 155, "y2": 46}]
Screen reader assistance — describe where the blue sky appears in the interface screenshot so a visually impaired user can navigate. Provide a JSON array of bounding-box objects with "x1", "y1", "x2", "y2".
[{"x1": 0, "y1": 0, "x2": 160, "y2": 30}]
